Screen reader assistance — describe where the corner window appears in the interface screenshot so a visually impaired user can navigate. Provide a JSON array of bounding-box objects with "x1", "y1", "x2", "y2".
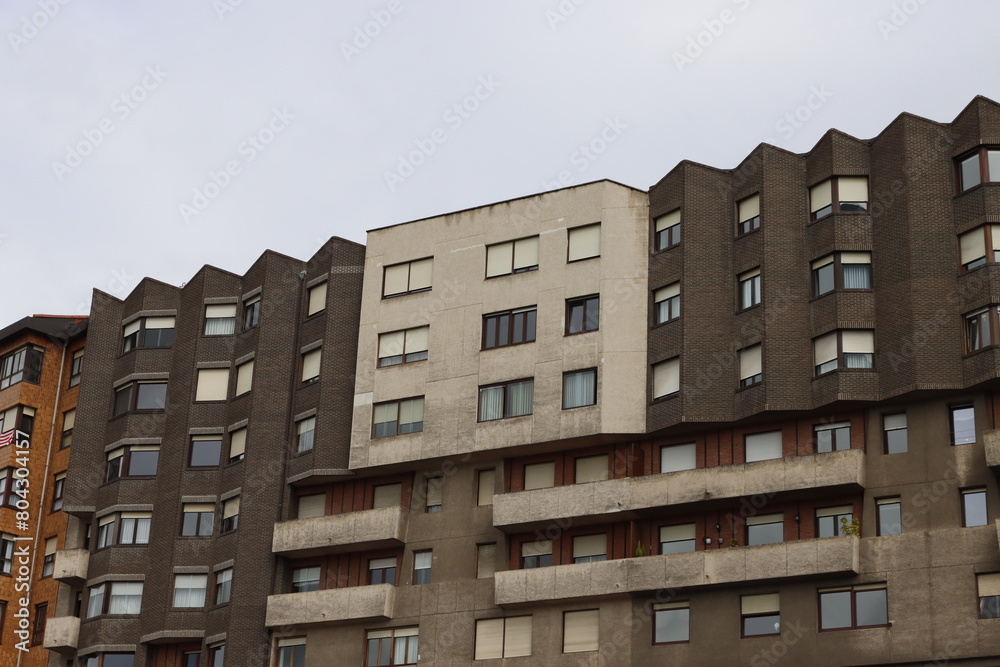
[
  {"x1": 373, "y1": 397, "x2": 424, "y2": 437},
  {"x1": 221, "y1": 496, "x2": 240, "y2": 533},
  {"x1": 572, "y1": 534, "x2": 606, "y2": 563},
  {"x1": 957, "y1": 147, "x2": 1000, "y2": 192},
  {"x1": 189, "y1": 436, "x2": 222, "y2": 468},
  {"x1": 366, "y1": 627, "x2": 418, "y2": 666},
  {"x1": 123, "y1": 317, "x2": 175, "y2": 352},
  {"x1": 486, "y1": 236, "x2": 539, "y2": 277},
  {"x1": 739, "y1": 345, "x2": 762, "y2": 387},
  {"x1": 563, "y1": 609, "x2": 599, "y2": 653},
  {"x1": 566, "y1": 295, "x2": 599, "y2": 334},
  {"x1": 883, "y1": 413, "x2": 907, "y2": 454},
  {"x1": 383, "y1": 258, "x2": 433, "y2": 298},
  {"x1": 243, "y1": 295, "x2": 260, "y2": 329},
  {"x1": 737, "y1": 194, "x2": 760, "y2": 235},
  {"x1": 746, "y1": 513, "x2": 784, "y2": 546},
  {"x1": 742, "y1": 594, "x2": 780, "y2": 637},
  {"x1": 652, "y1": 358, "x2": 679, "y2": 400},
  {"x1": 958, "y1": 225, "x2": 1000, "y2": 271},
  {"x1": 818, "y1": 584, "x2": 887, "y2": 630},
  {"x1": 483, "y1": 307, "x2": 536, "y2": 349},
  {"x1": 181, "y1": 503, "x2": 214, "y2": 537},
  {"x1": 301, "y1": 348, "x2": 322, "y2": 383},
  {"x1": 965, "y1": 306, "x2": 999, "y2": 352},
  {"x1": 659, "y1": 523, "x2": 695, "y2": 554},
  {"x1": 563, "y1": 369, "x2": 597, "y2": 408},
  {"x1": 738, "y1": 269, "x2": 761, "y2": 310},
  {"x1": 378, "y1": 326, "x2": 429, "y2": 367},
  {"x1": 813, "y1": 330, "x2": 874, "y2": 375},
  {"x1": 87, "y1": 582, "x2": 143, "y2": 617},
  {"x1": 654, "y1": 210, "x2": 681, "y2": 251},
  {"x1": 475, "y1": 616, "x2": 532, "y2": 659},
  {"x1": 654, "y1": 283, "x2": 680, "y2": 324},
  {"x1": 105, "y1": 445, "x2": 159, "y2": 481},
  {"x1": 816, "y1": 505, "x2": 853, "y2": 538},
  {"x1": 172, "y1": 574, "x2": 208, "y2": 608},
  {"x1": 876, "y1": 497, "x2": 901, "y2": 536},
  {"x1": 229, "y1": 427, "x2": 247, "y2": 462},
  {"x1": 307, "y1": 281, "x2": 327, "y2": 316},
  {"x1": 567, "y1": 223, "x2": 601, "y2": 261},
  {"x1": 69, "y1": 348, "x2": 84, "y2": 386},
  {"x1": 195, "y1": 369, "x2": 229, "y2": 402},
  {"x1": 296, "y1": 417, "x2": 316, "y2": 453},
  {"x1": 977, "y1": 573, "x2": 1000, "y2": 619},
  {"x1": 479, "y1": 379, "x2": 534, "y2": 421},
  {"x1": 812, "y1": 252, "x2": 872, "y2": 295},
  {"x1": 215, "y1": 568, "x2": 233, "y2": 604},
  {"x1": 745, "y1": 430, "x2": 782, "y2": 463},
  {"x1": 520, "y1": 540, "x2": 552, "y2": 569},
  {"x1": 962, "y1": 488, "x2": 988, "y2": 527},
  {"x1": 1, "y1": 345, "x2": 43, "y2": 390},
  {"x1": 809, "y1": 177, "x2": 869, "y2": 221},
  {"x1": 814, "y1": 421, "x2": 850, "y2": 453},
  {"x1": 203, "y1": 304, "x2": 236, "y2": 335},
  {"x1": 113, "y1": 381, "x2": 168, "y2": 416},
  {"x1": 413, "y1": 550, "x2": 432, "y2": 584},
  {"x1": 951, "y1": 405, "x2": 976, "y2": 445}
]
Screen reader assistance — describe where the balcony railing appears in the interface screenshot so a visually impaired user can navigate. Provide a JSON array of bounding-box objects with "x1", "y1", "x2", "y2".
[
  {"x1": 265, "y1": 583, "x2": 396, "y2": 627},
  {"x1": 272, "y1": 506, "x2": 408, "y2": 558}
]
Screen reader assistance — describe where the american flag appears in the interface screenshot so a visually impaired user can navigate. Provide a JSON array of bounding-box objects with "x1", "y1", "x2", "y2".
[{"x1": 0, "y1": 430, "x2": 13, "y2": 448}]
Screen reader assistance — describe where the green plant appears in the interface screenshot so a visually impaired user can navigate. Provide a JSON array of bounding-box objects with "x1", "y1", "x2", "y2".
[
  {"x1": 635, "y1": 540, "x2": 646, "y2": 557},
  {"x1": 840, "y1": 516, "x2": 861, "y2": 537},
  {"x1": 729, "y1": 538, "x2": 739, "y2": 548}
]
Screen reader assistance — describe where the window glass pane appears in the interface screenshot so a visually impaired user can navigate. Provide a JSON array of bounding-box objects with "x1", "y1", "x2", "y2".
[
  {"x1": 744, "y1": 614, "x2": 780, "y2": 636},
  {"x1": 989, "y1": 150, "x2": 1000, "y2": 183},
  {"x1": 964, "y1": 491, "x2": 988, "y2": 527},
  {"x1": 878, "y1": 501, "x2": 902, "y2": 535},
  {"x1": 952, "y1": 406, "x2": 976, "y2": 444},
  {"x1": 654, "y1": 608, "x2": 689, "y2": 643},
  {"x1": 961, "y1": 153, "x2": 982, "y2": 190},
  {"x1": 745, "y1": 431, "x2": 782, "y2": 462},
  {"x1": 135, "y1": 383, "x2": 167, "y2": 410},
  {"x1": 563, "y1": 370, "x2": 596, "y2": 408},
  {"x1": 128, "y1": 449, "x2": 158, "y2": 476},
  {"x1": 748, "y1": 521, "x2": 783, "y2": 545},
  {"x1": 191, "y1": 439, "x2": 222, "y2": 467},
  {"x1": 855, "y1": 589, "x2": 888, "y2": 626},
  {"x1": 113, "y1": 387, "x2": 131, "y2": 416},
  {"x1": 820, "y1": 591, "x2": 852, "y2": 629},
  {"x1": 661, "y1": 443, "x2": 696, "y2": 473},
  {"x1": 843, "y1": 263, "x2": 871, "y2": 289}
]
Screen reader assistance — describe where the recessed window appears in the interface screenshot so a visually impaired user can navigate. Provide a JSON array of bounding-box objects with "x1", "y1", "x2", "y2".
[
  {"x1": 477, "y1": 469, "x2": 495, "y2": 506},
  {"x1": 958, "y1": 147, "x2": 1000, "y2": 191},
  {"x1": 814, "y1": 421, "x2": 850, "y2": 453},
  {"x1": 105, "y1": 445, "x2": 159, "y2": 481},
  {"x1": 372, "y1": 483, "x2": 402, "y2": 509},
  {"x1": 123, "y1": 317, "x2": 176, "y2": 352},
  {"x1": 746, "y1": 513, "x2": 784, "y2": 546},
  {"x1": 660, "y1": 442, "x2": 696, "y2": 473},
  {"x1": 173, "y1": 574, "x2": 208, "y2": 608},
  {"x1": 739, "y1": 345, "x2": 762, "y2": 387},
  {"x1": 301, "y1": 348, "x2": 322, "y2": 383},
  {"x1": 654, "y1": 210, "x2": 681, "y2": 251},
  {"x1": 475, "y1": 616, "x2": 532, "y2": 659},
  {"x1": 653, "y1": 601, "x2": 689, "y2": 644},
  {"x1": 958, "y1": 225, "x2": 1000, "y2": 271},
  {"x1": 654, "y1": 283, "x2": 680, "y2": 324},
  {"x1": 195, "y1": 369, "x2": 229, "y2": 402},
  {"x1": 486, "y1": 236, "x2": 539, "y2": 277},
  {"x1": 373, "y1": 397, "x2": 424, "y2": 437},
  {"x1": 574, "y1": 455, "x2": 608, "y2": 484},
  {"x1": 383, "y1": 258, "x2": 433, "y2": 298},
  {"x1": 204, "y1": 304, "x2": 236, "y2": 335},
  {"x1": 965, "y1": 306, "x2": 999, "y2": 352},
  {"x1": 366, "y1": 627, "x2": 418, "y2": 666},
  {"x1": 738, "y1": 269, "x2": 761, "y2": 310},
  {"x1": 479, "y1": 379, "x2": 534, "y2": 421},
  {"x1": 378, "y1": 326, "x2": 429, "y2": 367},
  {"x1": 809, "y1": 177, "x2": 869, "y2": 221},
  {"x1": 32, "y1": 603, "x2": 47, "y2": 645},
  {"x1": 87, "y1": 582, "x2": 143, "y2": 617},
  {"x1": 962, "y1": 488, "x2": 988, "y2": 527},
  {"x1": 51, "y1": 472, "x2": 66, "y2": 511},
  {"x1": 977, "y1": 573, "x2": 1000, "y2": 619},
  {"x1": 563, "y1": 609, "x2": 599, "y2": 653},
  {"x1": 883, "y1": 414, "x2": 907, "y2": 454},
  {"x1": 413, "y1": 551, "x2": 432, "y2": 585},
  {"x1": 307, "y1": 281, "x2": 327, "y2": 316},
  {"x1": 181, "y1": 503, "x2": 214, "y2": 537},
  {"x1": 41, "y1": 537, "x2": 56, "y2": 578},
  {"x1": 221, "y1": 496, "x2": 240, "y2": 533},
  {"x1": 235, "y1": 359, "x2": 254, "y2": 396},
  {"x1": 566, "y1": 295, "x2": 599, "y2": 334},
  {"x1": 742, "y1": 594, "x2": 780, "y2": 637},
  {"x1": 424, "y1": 476, "x2": 443, "y2": 512},
  {"x1": 483, "y1": 307, "x2": 536, "y2": 349},
  {"x1": 0, "y1": 405, "x2": 31, "y2": 436},
  {"x1": 189, "y1": 436, "x2": 222, "y2": 468},
  {"x1": 819, "y1": 584, "x2": 887, "y2": 629},
  {"x1": 816, "y1": 505, "x2": 853, "y2": 538},
  {"x1": 652, "y1": 358, "x2": 679, "y2": 400},
  {"x1": 60, "y1": 409, "x2": 75, "y2": 448},
  {"x1": 812, "y1": 252, "x2": 872, "y2": 296},
  {"x1": 659, "y1": 524, "x2": 695, "y2": 554},
  {"x1": 572, "y1": 534, "x2": 606, "y2": 563},
  {"x1": 477, "y1": 543, "x2": 497, "y2": 578},
  {"x1": 523, "y1": 462, "x2": 554, "y2": 491},
  {"x1": 563, "y1": 369, "x2": 597, "y2": 409},
  {"x1": 737, "y1": 194, "x2": 760, "y2": 235},
  {"x1": 520, "y1": 539, "x2": 552, "y2": 568},
  {"x1": 1, "y1": 533, "x2": 14, "y2": 574},
  {"x1": 0, "y1": 345, "x2": 43, "y2": 390},
  {"x1": 277, "y1": 638, "x2": 306, "y2": 667},
  {"x1": 296, "y1": 417, "x2": 316, "y2": 453},
  {"x1": 297, "y1": 493, "x2": 326, "y2": 519},
  {"x1": 209, "y1": 644, "x2": 225, "y2": 667},
  {"x1": 813, "y1": 330, "x2": 874, "y2": 375},
  {"x1": 951, "y1": 405, "x2": 976, "y2": 445},
  {"x1": 877, "y1": 497, "x2": 902, "y2": 536},
  {"x1": 229, "y1": 427, "x2": 247, "y2": 462},
  {"x1": 0, "y1": 467, "x2": 21, "y2": 508},
  {"x1": 243, "y1": 295, "x2": 260, "y2": 329},
  {"x1": 745, "y1": 431, "x2": 782, "y2": 463},
  {"x1": 69, "y1": 348, "x2": 85, "y2": 386},
  {"x1": 215, "y1": 568, "x2": 233, "y2": 605},
  {"x1": 292, "y1": 566, "x2": 320, "y2": 592},
  {"x1": 568, "y1": 223, "x2": 601, "y2": 262},
  {"x1": 119, "y1": 512, "x2": 152, "y2": 545},
  {"x1": 368, "y1": 556, "x2": 397, "y2": 585}
]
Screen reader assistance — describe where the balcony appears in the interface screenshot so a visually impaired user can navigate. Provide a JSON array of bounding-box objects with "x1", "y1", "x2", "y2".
[
  {"x1": 495, "y1": 536, "x2": 859, "y2": 605},
  {"x1": 272, "y1": 506, "x2": 408, "y2": 558},
  {"x1": 985, "y1": 429, "x2": 1000, "y2": 472},
  {"x1": 44, "y1": 616, "x2": 80, "y2": 653},
  {"x1": 493, "y1": 449, "x2": 865, "y2": 530},
  {"x1": 53, "y1": 549, "x2": 90, "y2": 583},
  {"x1": 265, "y1": 584, "x2": 396, "y2": 627}
]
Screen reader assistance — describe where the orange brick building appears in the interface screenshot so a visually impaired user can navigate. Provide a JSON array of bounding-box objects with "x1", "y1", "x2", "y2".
[{"x1": 0, "y1": 316, "x2": 86, "y2": 665}]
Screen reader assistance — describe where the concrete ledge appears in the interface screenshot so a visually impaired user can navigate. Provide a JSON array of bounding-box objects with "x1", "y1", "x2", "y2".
[
  {"x1": 272, "y1": 506, "x2": 408, "y2": 558},
  {"x1": 265, "y1": 584, "x2": 396, "y2": 627},
  {"x1": 985, "y1": 429, "x2": 1000, "y2": 469},
  {"x1": 495, "y1": 536, "x2": 859, "y2": 605},
  {"x1": 44, "y1": 616, "x2": 80, "y2": 653},
  {"x1": 493, "y1": 450, "x2": 866, "y2": 530},
  {"x1": 54, "y1": 549, "x2": 90, "y2": 583}
]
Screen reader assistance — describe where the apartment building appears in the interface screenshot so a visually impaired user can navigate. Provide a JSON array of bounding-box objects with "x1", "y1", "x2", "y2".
[{"x1": 0, "y1": 315, "x2": 86, "y2": 666}]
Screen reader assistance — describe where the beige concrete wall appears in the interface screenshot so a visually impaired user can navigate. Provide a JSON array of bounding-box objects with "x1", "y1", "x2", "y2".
[{"x1": 272, "y1": 506, "x2": 407, "y2": 557}]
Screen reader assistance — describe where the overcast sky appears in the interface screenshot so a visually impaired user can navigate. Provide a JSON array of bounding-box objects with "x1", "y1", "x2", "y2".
[{"x1": 0, "y1": 0, "x2": 996, "y2": 325}]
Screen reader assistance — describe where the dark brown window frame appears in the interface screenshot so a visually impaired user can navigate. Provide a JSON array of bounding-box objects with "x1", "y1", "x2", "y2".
[
  {"x1": 377, "y1": 326, "x2": 430, "y2": 367},
  {"x1": 485, "y1": 235, "x2": 540, "y2": 278},
  {"x1": 956, "y1": 146, "x2": 1000, "y2": 192},
  {"x1": 562, "y1": 368, "x2": 598, "y2": 409},
  {"x1": 650, "y1": 603, "x2": 690, "y2": 645},
  {"x1": 964, "y1": 306, "x2": 999, "y2": 353},
  {"x1": 412, "y1": 549, "x2": 432, "y2": 585},
  {"x1": 51, "y1": 473, "x2": 65, "y2": 511},
  {"x1": 0, "y1": 345, "x2": 43, "y2": 390},
  {"x1": 188, "y1": 436, "x2": 223, "y2": 469},
  {"x1": 381, "y1": 257, "x2": 433, "y2": 299},
  {"x1": 740, "y1": 595, "x2": 780, "y2": 638},
  {"x1": 958, "y1": 225, "x2": 998, "y2": 271},
  {"x1": 737, "y1": 194, "x2": 761, "y2": 236},
  {"x1": 737, "y1": 270, "x2": 761, "y2": 311},
  {"x1": 566, "y1": 295, "x2": 600, "y2": 335},
  {"x1": 882, "y1": 413, "x2": 907, "y2": 454},
  {"x1": 811, "y1": 252, "x2": 873, "y2": 296},
  {"x1": 105, "y1": 445, "x2": 159, "y2": 482},
  {"x1": 482, "y1": 306, "x2": 537, "y2": 350},
  {"x1": 243, "y1": 295, "x2": 261, "y2": 330},
  {"x1": 961, "y1": 487, "x2": 988, "y2": 527},
  {"x1": 950, "y1": 404, "x2": 976, "y2": 445},
  {"x1": 371, "y1": 396, "x2": 425, "y2": 438},
  {"x1": 122, "y1": 317, "x2": 175, "y2": 353},
  {"x1": 817, "y1": 585, "x2": 888, "y2": 631},
  {"x1": 809, "y1": 176, "x2": 870, "y2": 221},
  {"x1": 112, "y1": 381, "x2": 167, "y2": 417},
  {"x1": 68, "y1": 348, "x2": 84, "y2": 387},
  {"x1": 813, "y1": 330, "x2": 875, "y2": 376},
  {"x1": 477, "y1": 378, "x2": 534, "y2": 422}
]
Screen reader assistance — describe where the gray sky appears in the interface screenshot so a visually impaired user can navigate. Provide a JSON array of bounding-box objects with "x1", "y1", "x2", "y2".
[{"x1": 1, "y1": 0, "x2": 996, "y2": 325}]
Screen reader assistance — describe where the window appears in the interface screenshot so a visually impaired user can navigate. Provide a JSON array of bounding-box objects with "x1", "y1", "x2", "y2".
[
  {"x1": 739, "y1": 345, "x2": 762, "y2": 387},
  {"x1": 0, "y1": 405, "x2": 22, "y2": 433},
  {"x1": 122, "y1": 317, "x2": 175, "y2": 351},
  {"x1": 653, "y1": 602, "x2": 689, "y2": 644},
  {"x1": 483, "y1": 307, "x2": 536, "y2": 349},
  {"x1": 572, "y1": 534, "x2": 606, "y2": 563},
  {"x1": 477, "y1": 543, "x2": 497, "y2": 578},
  {"x1": 295, "y1": 417, "x2": 315, "y2": 453},
  {"x1": 41, "y1": 537, "x2": 56, "y2": 577},
  {"x1": 523, "y1": 462, "x2": 555, "y2": 490},
  {"x1": 297, "y1": 493, "x2": 326, "y2": 518},
  {"x1": 235, "y1": 359, "x2": 253, "y2": 395},
  {"x1": 654, "y1": 210, "x2": 681, "y2": 251},
  {"x1": 87, "y1": 582, "x2": 143, "y2": 616},
  {"x1": 963, "y1": 488, "x2": 988, "y2": 527},
  {"x1": 811, "y1": 253, "x2": 872, "y2": 296},
  {"x1": 652, "y1": 358, "x2": 679, "y2": 400},
  {"x1": 475, "y1": 616, "x2": 532, "y2": 659},
  {"x1": 112, "y1": 381, "x2": 167, "y2": 415},
  {"x1": 486, "y1": 236, "x2": 539, "y2": 277},
  {"x1": 958, "y1": 225, "x2": 1000, "y2": 270},
  {"x1": 479, "y1": 379, "x2": 534, "y2": 421},
  {"x1": 562, "y1": 368, "x2": 597, "y2": 408},
  {"x1": 809, "y1": 176, "x2": 869, "y2": 220},
  {"x1": 521, "y1": 540, "x2": 552, "y2": 569},
  {"x1": 738, "y1": 269, "x2": 761, "y2": 309},
  {"x1": 574, "y1": 455, "x2": 608, "y2": 483},
  {"x1": 96, "y1": 514, "x2": 117, "y2": 549},
  {"x1": 209, "y1": 644, "x2": 225, "y2": 667},
  {"x1": 745, "y1": 430, "x2": 782, "y2": 462},
  {"x1": 378, "y1": 326, "x2": 429, "y2": 366},
  {"x1": 189, "y1": 436, "x2": 222, "y2": 467},
  {"x1": 215, "y1": 568, "x2": 233, "y2": 604},
  {"x1": 816, "y1": 505, "x2": 853, "y2": 538},
  {"x1": 813, "y1": 330, "x2": 874, "y2": 375},
  {"x1": 229, "y1": 427, "x2": 247, "y2": 462},
  {"x1": 81, "y1": 655, "x2": 136, "y2": 667},
  {"x1": 566, "y1": 295, "x2": 599, "y2": 334},
  {"x1": 221, "y1": 496, "x2": 240, "y2": 533},
  {"x1": 413, "y1": 551, "x2": 432, "y2": 584},
  {"x1": 372, "y1": 483, "x2": 401, "y2": 509},
  {"x1": 876, "y1": 497, "x2": 901, "y2": 536},
  {"x1": 424, "y1": 476, "x2": 443, "y2": 512},
  {"x1": 958, "y1": 146, "x2": 1000, "y2": 191},
  {"x1": 366, "y1": 627, "x2": 418, "y2": 666},
  {"x1": 1, "y1": 532, "x2": 14, "y2": 574},
  {"x1": 746, "y1": 513, "x2": 783, "y2": 546},
  {"x1": 368, "y1": 557, "x2": 397, "y2": 585},
  {"x1": 277, "y1": 638, "x2": 307, "y2": 667},
  {"x1": 0, "y1": 468, "x2": 22, "y2": 507},
  {"x1": 32, "y1": 603, "x2": 46, "y2": 646},
  {"x1": 568, "y1": 223, "x2": 600, "y2": 261},
  {"x1": 742, "y1": 594, "x2": 780, "y2": 637},
  {"x1": 119, "y1": 512, "x2": 151, "y2": 545},
  {"x1": 660, "y1": 442, "x2": 696, "y2": 472},
  {"x1": 292, "y1": 566, "x2": 320, "y2": 592},
  {"x1": 69, "y1": 348, "x2": 84, "y2": 386},
  {"x1": 819, "y1": 584, "x2": 888, "y2": 629},
  {"x1": 951, "y1": 405, "x2": 976, "y2": 445},
  {"x1": 51, "y1": 472, "x2": 66, "y2": 511},
  {"x1": 977, "y1": 573, "x2": 1000, "y2": 619},
  {"x1": 814, "y1": 421, "x2": 850, "y2": 453},
  {"x1": 563, "y1": 609, "x2": 599, "y2": 653},
  {"x1": 659, "y1": 524, "x2": 696, "y2": 554},
  {"x1": 373, "y1": 397, "x2": 424, "y2": 437},
  {"x1": 301, "y1": 348, "x2": 321, "y2": 382},
  {"x1": 181, "y1": 503, "x2": 214, "y2": 537},
  {"x1": 18, "y1": 405, "x2": 34, "y2": 435},
  {"x1": 307, "y1": 281, "x2": 327, "y2": 316},
  {"x1": 477, "y1": 469, "x2": 495, "y2": 506},
  {"x1": 883, "y1": 413, "x2": 907, "y2": 454},
  {"x1": 105, "y1": 445, "x2": 159, "y2": 481},
  {"x1": 965, "y1": 307, "x2": 998, "y2": 352},
  {"x1": 243, "y1": 295, "x2": 260, "y2": 329},
  {"x1": 204, "y1": 304, "x2": 236, "y2": 335},
  {"x1": 654, "y1": 283, "x2": 680, "y2": 324},
  {"x1": 383, "y1": 258, "x2": 433, "y2": 297},
  {"x1": 61, "y1": 409, "x2": 75, "y2": 448},
  {"x1": 173, "y1": 574, "x2": 207, "y2": 607},
  {"x1": 183, "y1": 653, "x2": 200, "y2": 667},
  {"x1": 1, "y1": 345, "x2": 43, "y2": 389},
  {"x1": 737, "y1": 194, "x2": 761, "y2": 234}
]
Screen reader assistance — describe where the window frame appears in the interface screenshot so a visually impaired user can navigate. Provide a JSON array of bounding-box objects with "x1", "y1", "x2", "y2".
[
  {"x1": 654, "y1": 210, "x2": 681, "y2": 252},
  {"x1": 962, "y1": 487, "x2": 988, "y2": 527},
  {"x1": 950, "y1": 405, "x2": 976, "y2": 445},
  {"x1": 378, "y1": 326, "x2": 430, "y2": 367},
  {"x1": 566, "y1": 295, "x2": 600, "y2": 335},
  {"x1": 180, "y1": 504, "x2": 214, "y2": 537},
  {"x1": 957, "y1": 146, "x2": 1000, "y2": 192},
  {"x1": 367, "y1": 556, "x2": 398, "y2": 586},
  {"x1": 738, "y1": 269, "x2": 762, "y2": 311},
  {"x1": 746, "y1": 513, "x2": 785, "y2": 546},
  {"x1": 69, "y1": 348, "x2": 84, "y2": 386},
  {"x1": 60, "y1": 409, "x2": 75, "y2": 448},
  {"x1": 815, "y1": 505, "x2": 854, "y2": 539},
  {"x1": 876, "y1": 497, "x2": 902, "y2": 536},
  {"x1": 567, "y1": 223, "x2": 601, "y2": 262},
  {"x1": 485, "y1": 235, "x2": 540, "y2": 278},
  {"x1": 818, "y1": 584, "x2": 888, "y2": 630},
  {"x1": 203, "y1": 304, "x2": 237, "y2": 336},
  {"x1": 653, "y1": 283, "x2": 680, "y2": 325},
  {"x1": 652, "y1": 602, "x2": 690, "y2": 645},
  {"x1": 87, "y1": 581, "x2": 143, "y2": 617},
  {"x1": 478, "y1": 378, "x2": 535, "y2": 422},
  {"x1": 813, "y1": 421, "x2": 850, "y2": 453},
  {"x1": 243, "y1": 295, "x2": 261, "y2": 330},
  {"x1": 295, "y1": 416, "x2": 316, "y2": 454},
  {"x1": 737, "y1": 194, "x2": 761, "y2": 236},
  {"x1": 105, "y1": 445, "x2": 160, "y2": 482},
  {"x1": 813, "y1": 329, "x2": 875, "y2": 376},
  {"x1": 741, "y1": 594, "x2": 780, "y2": 638},
  {"x1": 221, "y1": 496, "x2": 240, "y2": 534},
  {"x1": 382, "y1": 257, "x2": 433, "y2": 298},
  {"x1": 188, "y1": 436, "x2": 223, "y2": 469},
  {"x1": 482, "y1": 306, "x2": 537, "y2": 350},
  {"x1": 0, "y1": 345, "x2": 43, "y2": 390},
  {"x1": 372, "y1": 396, "x2": 425, "y2": 438},
  {"x1": 365, "y1": 627, "x2": 419, "y2": 666},
  {"x1": 474, "y1": 615, "x2": 532, "y2": 659},
  {"x1": 958, "y1": 225, "x2": 1000, "y2": 271},
  {"x1": 809, "y1": 176, "x2": 870, "y2": 221},
  {"x1": 738, "y1": 344, "x2": 762, "y2": 388},
  {"x1": 122, "y1": 317, "x2": 175, "y2": 352},
  {"x1": 172, "y1": 574, "x2": 208, "y2": 608},
  {"x1": 412, "y1": 550, "x2": 432, "y2": 585},
  {"x1": 811, "y1": 252, "x2": 873, "y2": 296},
  {"x1": 51, "y1": 472, "x2": 66, "y2": 511},
  {"x1": 215, "y1": 567, "x2": 233, "y2": 605},
  {"x1": 112, "y1": 381, "x2": 167, "y2": 417},
  {"x1": 562, "y1": 368, "x2": 598, "y2": 409},
  {"x1": 965, "y1": 306, "x2": 999, "y2": 353},
  {"x1": 882, "y1": 413, "x2": 908, "y2": 454}
]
